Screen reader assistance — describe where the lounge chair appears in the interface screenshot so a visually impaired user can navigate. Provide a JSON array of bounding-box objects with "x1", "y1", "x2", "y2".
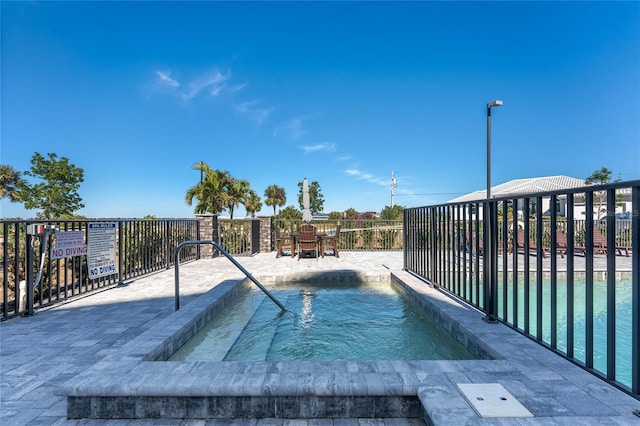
[
  {"x1": 274, "y1": 227, "x2": 295, "y2": 258},
  {"x1": 322, "y1": 225, "x2": 341, "y2": 257},
  {"x1": 554, "y1": 231, "x2": 568, "y2": 258},
  {"x1": 298, "y1": 223, "x2": 319, "y2": 260},
  {"x1": 514, "y1": 229, "x2": 549, "y2": 258},
  {"x1": 616, "y1": 245, "x2": 631, "y2": 257},
  {"x1": 465, "y1": 232, "x2": 483, "y2": 256},
  {"x1": 575, "y1": 228, "x2": 607, "y2": 256},
  {"x1": 593, "y1": 228, "x2": 608, "y2": 253},
  {"x1": 593, "y1": 226, "x2": 632, "y2": 256}
]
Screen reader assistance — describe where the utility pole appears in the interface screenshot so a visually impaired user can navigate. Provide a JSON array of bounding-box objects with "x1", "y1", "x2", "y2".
[{"x1": 390, "y1": 171, "x2": 397, "y2": 207}]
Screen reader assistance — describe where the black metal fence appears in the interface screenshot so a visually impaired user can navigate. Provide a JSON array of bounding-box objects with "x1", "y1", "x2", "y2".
[
  {"x1": 404, "y1": 180, "x2": 639, "y2": 399},
  {"x1": 272, "y1": 219, "x2": 403, "y2": 251},
  {"x1": 1, "y1": 218, "x2": 199, "y2": 320},
  {"x1": 218, "y1": 219, "x2": 260, "y2": 256}
]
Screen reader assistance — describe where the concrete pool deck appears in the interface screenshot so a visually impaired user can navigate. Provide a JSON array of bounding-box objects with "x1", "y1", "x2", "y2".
[{"x1": 1, "y1": 251, "x2": 638, "y2": 425}]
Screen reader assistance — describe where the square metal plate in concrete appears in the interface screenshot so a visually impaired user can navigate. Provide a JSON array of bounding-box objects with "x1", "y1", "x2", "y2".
[{"x1": 457, "y1": 383, "x2": 534, "y2": 418}]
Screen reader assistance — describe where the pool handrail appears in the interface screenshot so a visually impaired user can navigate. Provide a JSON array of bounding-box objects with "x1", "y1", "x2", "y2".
[{"x1": 174, "y1": 240, "x2": 288, "y2": 312}]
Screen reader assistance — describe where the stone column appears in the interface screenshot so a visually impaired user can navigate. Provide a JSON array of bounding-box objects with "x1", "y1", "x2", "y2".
[
  {"x1": 258, "y1": 216, "x2": 272, "y2": 253},
  {"x1": 195, "y1": 214, "x2": 219, "y2": 258}
]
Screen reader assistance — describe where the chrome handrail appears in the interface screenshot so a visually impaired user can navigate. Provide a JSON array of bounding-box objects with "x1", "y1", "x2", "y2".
[{"x1": 174, "y1": 240, "x2": 287, "y2": 312}]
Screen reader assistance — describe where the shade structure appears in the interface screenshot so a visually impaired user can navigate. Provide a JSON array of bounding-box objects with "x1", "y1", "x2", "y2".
[{"x1": 302, "y1": 177, "x2": 312, "y2": 223}]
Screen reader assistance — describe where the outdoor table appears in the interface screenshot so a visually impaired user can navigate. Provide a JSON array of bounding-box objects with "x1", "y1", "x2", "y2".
[{"x1": 290, "y1": 232, "x2": 326, "y2": 258}]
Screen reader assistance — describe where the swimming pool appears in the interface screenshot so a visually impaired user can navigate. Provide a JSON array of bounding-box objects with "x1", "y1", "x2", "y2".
[
  {"x1": 494, "y1": 274, "x2": 634, "y2": 387},
  {"x1": 169, "y1": 281, "x2": 476, "y2": 362},
  {"x1": 63, "y1": 272, "x2": 501, "y2": 420}
]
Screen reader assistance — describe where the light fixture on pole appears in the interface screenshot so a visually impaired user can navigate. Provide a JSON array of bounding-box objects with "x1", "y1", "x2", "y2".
[{"x1": 486, "y1": 100, "x2": 503, "y2": 199}]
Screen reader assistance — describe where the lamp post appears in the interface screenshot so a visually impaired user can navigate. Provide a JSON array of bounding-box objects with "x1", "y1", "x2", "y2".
[
  {"x1": 486, "y1": 100, "x2": 503, "y2": 199},
  {"x1": 484, "y1": 99, "x2": 502, "y2": 324}
]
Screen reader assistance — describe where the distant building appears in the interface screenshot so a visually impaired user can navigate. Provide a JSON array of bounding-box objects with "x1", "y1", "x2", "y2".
[{"x1": 448, "y1": 175, "x2": 633, "y2": 220}]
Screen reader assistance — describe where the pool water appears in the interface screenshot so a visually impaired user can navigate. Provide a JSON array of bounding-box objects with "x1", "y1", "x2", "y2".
[
  {"x1": 169, "y1": 282, "x2": 476, "y2": 362},
  {"x1": 495, "y1": 276, "x2": 633, "y2": 388}
]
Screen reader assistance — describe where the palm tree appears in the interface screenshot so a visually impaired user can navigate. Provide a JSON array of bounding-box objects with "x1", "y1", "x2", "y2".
[
  {"x1": 0, "y1": 164, "x2": 26, "y2": 202},
  {"x1": 227, "y1": 178, "x2": 251, "y2": 220},
  {"x1": 185, "y1": 162, "x2": 233, "y2": 214},
  {"x1": 264, "y1": 184, "x2": 286, "y2": 216},
  {"x1": 244, "y1": 190, "x2": 262, "y2": 218}
]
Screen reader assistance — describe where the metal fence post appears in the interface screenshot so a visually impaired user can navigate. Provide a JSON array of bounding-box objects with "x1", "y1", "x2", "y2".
[
  {"x1": 483, "y1": 200, "x2": 497, "y2": 323},
  {"x1": 165, "y1": 220, "x2": 171, "y2": 268},
  {"x1": 117, "y1": 221, "x2": 123, "y2": 285},
  {"x1": 631, "y1": 185, "x2": 639, "y2": 395},
  {"x1": 25, "y1": 233, "x2": 35, "y2": 316}
]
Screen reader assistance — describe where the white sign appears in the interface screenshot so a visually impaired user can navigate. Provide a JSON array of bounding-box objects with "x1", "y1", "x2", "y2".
[
  {"x1": 88, "y1": 222, "x2": 117, "y2": 279},
  {"x1": 50, "y1": 230, "x2": 87, "y2": 259}
]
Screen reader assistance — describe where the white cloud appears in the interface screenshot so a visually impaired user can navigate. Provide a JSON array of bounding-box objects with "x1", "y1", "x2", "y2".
[
  {"x1": 182, "y1": 69, "x2": 232, "y2": 101},
  {"x1": 344, "y1": 168, "x2": 387, "y2": 186},
  {"x1": 155, "y1": 70, "x2": 180, "y2": 88},
  {"x1": 274, "y1": 117, "x2": 306, "y2": 140},
  {"x1": 152, "y1": 67, "x2": 234, "y2": 101},
  {"x1": 301, "y1": 143, "x2": 336, "y2": 154},
  {"x1": 274, "y1": 113, "x2": 322, "y2": 141},
  {"x1": 227, "y1": 82, "x2": 249, "y2": 93},
  {"x1": 235, "y1": 99, "x2": 273, "y2": 124}
]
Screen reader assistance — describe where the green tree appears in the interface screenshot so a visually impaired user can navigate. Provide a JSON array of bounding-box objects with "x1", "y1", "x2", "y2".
[
  {"x1": 343, "y1": 208, "x2": 360, "y2": 219},
  {"x1": 264, "y1": 184, "x2": 286, "y2": 216},
  {"x1": 276, "y1": 205, "x2": 302, "y2": 220},
  {"x1": 585, "y1": 167, "x2": 617, "y2": 185},
  {"x1": 244, "y1": 190, "x2": 262, "y2": 218},
  {"x1": 0, "y1": 164, "x2": 26, "y2": 202},
  {"x1": 185, "y1": 162, "x2": 233, "y2": 214},
  {"x1": 20, "y1": 152, "x2": 85, "y2": 219},
  {"x1": 297, "y1": 180, "x2": 324, "y2": 214},
  {"x1": 380, "y1": 205, "x2": 404, "y2": 220},
  {"x1": 585, "y1": 167, "x2": 622, "y2": 219},
  {"x1": 327, "y1": 211, "x2": 344, "y2": 220},
  {"x1": 227, "y1": 178, "x2": 251, "y2": 220}
]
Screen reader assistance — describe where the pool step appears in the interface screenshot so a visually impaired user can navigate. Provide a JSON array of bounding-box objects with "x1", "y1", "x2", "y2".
[
  {"x1": 169, "y1": 290, "x2": 266, "y2": 361},
  {"x1": 223, "y1": 294, "x2": 289, "y2": 361}
]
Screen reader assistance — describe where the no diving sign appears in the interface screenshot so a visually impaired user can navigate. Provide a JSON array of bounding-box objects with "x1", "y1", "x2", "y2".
[{"x1": 50, "y1": 230, "x2": 87, "y2": 260}]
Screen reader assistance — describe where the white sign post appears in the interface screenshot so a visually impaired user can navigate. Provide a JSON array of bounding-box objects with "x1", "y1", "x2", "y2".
[
  {"x1": 88, "y1": 222, "x2": 117, "y2": 279},
  {"x1": 50, "y1": 230, "x2": 87, "y2": 259}
]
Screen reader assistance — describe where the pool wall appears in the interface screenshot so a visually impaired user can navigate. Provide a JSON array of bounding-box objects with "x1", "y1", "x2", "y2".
[
  {"x1": 143, "y1": 278, "x2": 251, "y2": 362},
  {"x1": 390, "y1": 274, "x2": 503, "y2": 361}
]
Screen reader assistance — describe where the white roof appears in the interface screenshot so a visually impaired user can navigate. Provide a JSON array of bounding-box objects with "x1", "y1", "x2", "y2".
[{"x1": 448, "y1": 175, "x2": 587, "y2": 203}]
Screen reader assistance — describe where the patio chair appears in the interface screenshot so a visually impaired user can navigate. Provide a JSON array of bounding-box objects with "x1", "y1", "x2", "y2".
[
  {"x1": 298, "y1": 223, "x2": 319, "y2": 260},
  {"x1": 322, "y1": 225, "x2": 341, "y2": 257},
  {"x1": 274, "y1": 227, "x2": 295, "y2": 258}
]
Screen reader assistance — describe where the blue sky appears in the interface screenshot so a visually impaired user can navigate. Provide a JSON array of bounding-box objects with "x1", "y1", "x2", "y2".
[{"x1": 2, "y1": 1, "x2": 639, "y2": 219}]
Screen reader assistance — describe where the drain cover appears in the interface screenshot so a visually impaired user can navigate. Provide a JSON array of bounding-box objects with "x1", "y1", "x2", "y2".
[{"x1": 457, "y1": 383, "x2": 534, "y2": 418}]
